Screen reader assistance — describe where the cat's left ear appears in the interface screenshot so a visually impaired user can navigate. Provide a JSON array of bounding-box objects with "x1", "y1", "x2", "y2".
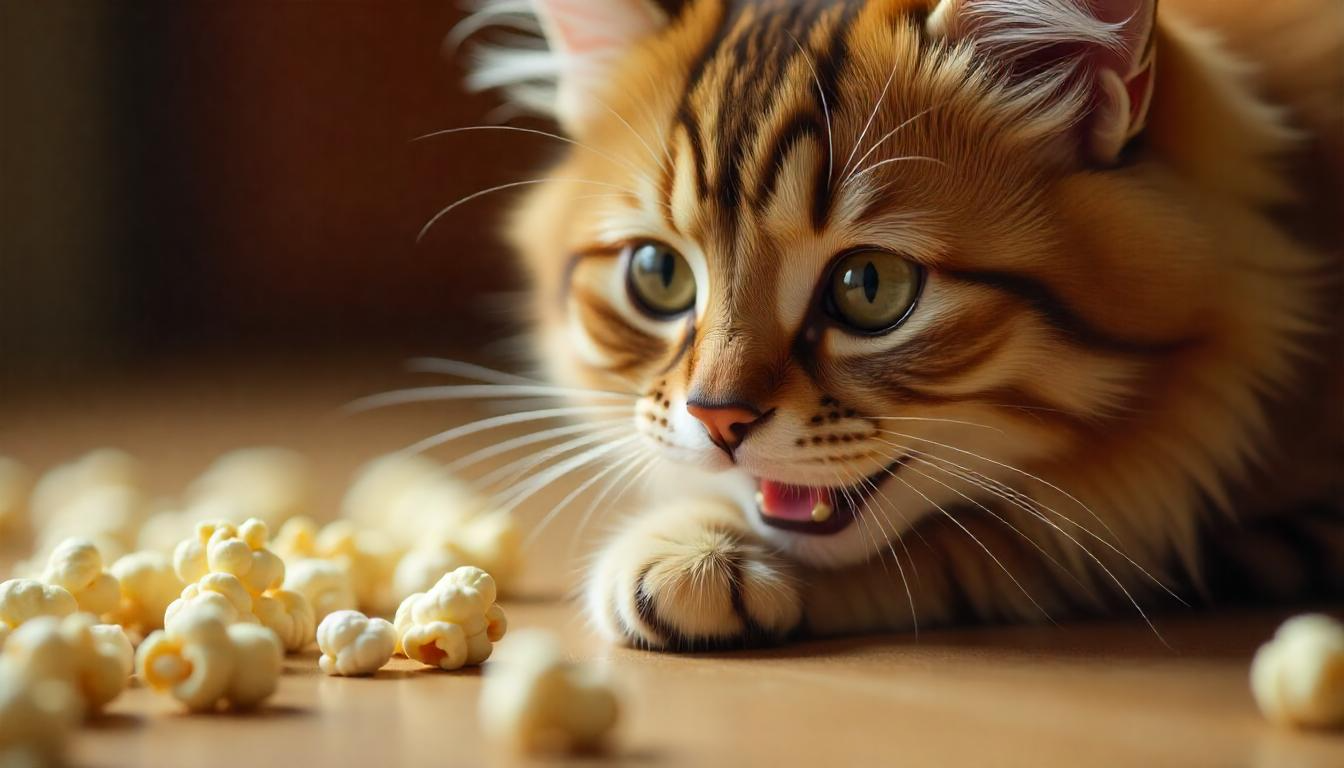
[
  {"x1": 928, "y1": 0, "x2": 1158, "y2": 164},
  {"x1": 531, "y1": 0, "x2": 672, "y2": 134}
]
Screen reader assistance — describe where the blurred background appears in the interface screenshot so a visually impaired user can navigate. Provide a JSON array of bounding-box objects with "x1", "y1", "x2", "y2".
[{"x1": 2, "y1": 0, "x2": 547, "y2": 386}]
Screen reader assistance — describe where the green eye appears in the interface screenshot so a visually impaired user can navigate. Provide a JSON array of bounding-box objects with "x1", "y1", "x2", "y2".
[
  {"x1": 827, "y1": 250, "x2": 922, "y2": 333},
  {"x1": 627, "y1": 241, "x2": 696, "y2": 317}
]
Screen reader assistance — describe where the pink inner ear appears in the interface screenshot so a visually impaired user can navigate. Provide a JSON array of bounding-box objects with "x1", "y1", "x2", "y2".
[{"x1": 535, "y1": 0, "x2": 666, "y2": 59}]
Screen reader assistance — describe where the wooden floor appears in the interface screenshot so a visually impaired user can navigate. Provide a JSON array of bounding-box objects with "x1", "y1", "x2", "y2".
[{"x1": 4, "y1": 356, "x2": 1343, "y2": 767}]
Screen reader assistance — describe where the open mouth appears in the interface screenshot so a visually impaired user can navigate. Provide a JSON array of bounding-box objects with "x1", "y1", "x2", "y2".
[{"x1": 753, "y1": 458, "x2": 908, "y2": 536}]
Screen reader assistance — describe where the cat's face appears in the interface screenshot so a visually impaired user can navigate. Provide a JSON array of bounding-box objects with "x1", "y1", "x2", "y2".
[{"x1": 503, "y1": 0, "x2": 1195, "y2": 566}]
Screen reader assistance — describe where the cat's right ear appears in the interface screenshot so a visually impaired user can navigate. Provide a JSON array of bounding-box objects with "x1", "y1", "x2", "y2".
[{"x1": 531, "y1": 0, "x2": 671, "y2": 134}]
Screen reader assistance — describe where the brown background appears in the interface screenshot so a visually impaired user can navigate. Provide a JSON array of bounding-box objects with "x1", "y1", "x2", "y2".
[{"x1": 2, "y1": 1, "x2": 545, "y2": 384}]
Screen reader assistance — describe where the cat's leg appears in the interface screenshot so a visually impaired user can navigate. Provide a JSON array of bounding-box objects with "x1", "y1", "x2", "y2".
[{"x1": 586, "y1": 497, "x2": 803, "y2": 650}]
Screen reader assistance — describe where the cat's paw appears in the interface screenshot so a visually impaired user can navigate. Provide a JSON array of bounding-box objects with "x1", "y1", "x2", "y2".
[{"x1": 585, "y1": 499, "x2": 802, "y2": 650}]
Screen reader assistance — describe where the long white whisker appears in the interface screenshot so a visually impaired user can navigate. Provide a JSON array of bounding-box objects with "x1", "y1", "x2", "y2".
[
  {"x1": 867, "y1": 416, "x2": 1005, "y2": 434},
  {"x1": 786, "y1": 30, "x2": 833, "y2": 186},
  {"x1": 410, "y1": 125, "x2": 655, "y2": 186},
  {"x1": 418, "y1": 178, "x2": 650, "y2": 243},
  {"x1": 475, "y1": 424, "x2": 630, "y2": 491},
  {"x1": 404, "y1": 357, "x2": 542, "y2": 386},
  {"x1": 840, "y1": 60, "x2": 900, "y2": 180},
  {"x1": 496, "y1": 436, "x2": 637, "y2": 515},
  {"x1": 446, "y1": 419, "x2": 628, "y2": 474},
  {"x1": 526, "y1": 447, "x2": 647, "y2": 547},
  {"x1": 842, "y1": 102, "x2": 943, "y2": 186},
  {"x1": 347, "y1": 384, "x2": 636, "y2": 413},
  {"x1": 843, "y1": 155, "x2": 946, "y2": 188},
  {"x1": 400, "y1": 405, "x2": 632, "y2": 456},
  {"x1": 567, "y1": 451, "x2": 655, "y2": 559}
]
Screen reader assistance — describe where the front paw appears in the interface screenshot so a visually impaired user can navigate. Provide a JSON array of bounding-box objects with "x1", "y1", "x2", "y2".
[{"x1": 585, "y1": 499, "x2": 802, "y2": 650}]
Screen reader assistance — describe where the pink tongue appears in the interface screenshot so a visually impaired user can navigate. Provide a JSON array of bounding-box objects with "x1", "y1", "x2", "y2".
[{"x1": 759, "y1": 480, "x2": 834, "y2": 522}]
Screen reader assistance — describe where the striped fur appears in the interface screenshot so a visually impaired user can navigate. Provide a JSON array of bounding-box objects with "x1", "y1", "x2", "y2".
[{"x1": 461, "y1": 0, "x2": 1343, "y2": 648}]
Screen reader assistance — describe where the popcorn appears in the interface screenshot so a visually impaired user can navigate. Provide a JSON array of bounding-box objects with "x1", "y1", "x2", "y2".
[
  {"x1": 165, "y1": 573, "x2": 257, "y2": 629},
  {"x1": 0, "y1": 579, "x2": 78, "y2": 639},
  {"x1": 272, "y1": 516, "x2": 320, "y2": 562},
  {"x1": 343, "y1": 454, "x2": 484, "y2": 549},
  {"x1": 392, "y1": 513, "x2": 521, "y2": 604},
  {"x1": 480, "y1": 630, "x2": 619, "y2": 754},
  {"x1": 31, "y1": 484, "x2": 148, "y2": 568},
  {"x1": 254, "y1": 589, "x2": 315, "y2": 653},
  {"x1": 40, "y1": 538, "x2": 121, "y2": 616},
  {"x1": 1252, "y1": 614, "x2": 1344, "y2": 728},
  {"x1": 314, "y1": 521, "x2": 400, "y2": 615},
  {"x1": 284, "y1": 559, "x2": 357, "y2": 622},
  {"x1": 393, "y1": 566, "x2": 507, "y2": 671},
  {"x1": 136, "y1": 607, "x2": 282, "y2": 712},
  {"x1": 392, "y1": 542, "x2": 470, "y2": 603},
  {"x1": 30, "y1": 449, "x2": 140, "y2": 524},
  {"x1": 185, "y1": 448, "x2": 313, "y2": 528},
  {"x1": 174, "y1": 519, "x2": 285, "y2": 595},
  {"x1": 2, "y1": 614, "x2": 134, "y2": 714},
  {"x1": 316, "y1": 610, "x2": 396, "y2": 677},
  {"x1": 108, "y1": 551, "x2": 184, "y2": 637},
  {"x1": 0, "y1": 660, "x2": 80, "y2": 768},
  {"x1": 0, "y1": 457, "x2": 31, "y2": 541}
]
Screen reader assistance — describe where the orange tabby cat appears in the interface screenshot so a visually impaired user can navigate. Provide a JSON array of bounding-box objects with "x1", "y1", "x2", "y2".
[{"x1": 461, "y1": 0, "x2": 1343, "y2": 649}]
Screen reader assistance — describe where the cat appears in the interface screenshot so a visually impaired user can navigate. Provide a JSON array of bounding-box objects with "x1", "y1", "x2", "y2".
[{"x1": 458, "y1": 0, "x2": 1344, "y2": 650}]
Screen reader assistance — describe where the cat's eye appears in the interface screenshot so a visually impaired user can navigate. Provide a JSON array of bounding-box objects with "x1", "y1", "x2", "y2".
[
  {"x1": 626, "y1": 241, "x2": 696, "y2": 317},
  {"x1": 826, "y1": 249, "x2": 922, "y2": 333}
]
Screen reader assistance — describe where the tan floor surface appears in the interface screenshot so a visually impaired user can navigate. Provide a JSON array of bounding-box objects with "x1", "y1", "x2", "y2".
[{"x1": 3, "y1": 356, "x2": 1342, "y2": 767}]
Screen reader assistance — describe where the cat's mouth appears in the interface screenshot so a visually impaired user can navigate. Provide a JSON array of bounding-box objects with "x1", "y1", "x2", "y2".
[{"x1": 752, "y1": 458, "x2": 907, "y2": 536}]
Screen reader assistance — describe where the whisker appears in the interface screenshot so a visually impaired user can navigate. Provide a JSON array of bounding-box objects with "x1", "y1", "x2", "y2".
[
  {"x1": 496, "y1": 435, "x2": 639, "y2": 515},
  {"x1": 418, "y1": 178, "x2": 648, "y2": 243},
  {"x1": 399, "y1": 405, "x2": 632, "y2": 456},
  {"x1": 527, "y1": 446, "x2": 649, "y2": 548},
  {"x1": 347, "y1": 384, "x2": 636, "y2": 413},
  {"x1": 404, "y1": 357, "x2": 541, "y2": 386},
  {"x1": 591, "y1": 97, "x2": 667, "y2": 175},
  {"x1": 867, "y1": 416, "x2": 1005, "y2": 434},
  {"x1": 445, "y1": 419, "x2": 627, "y2": 474},
  {"x1": 786, "y1": 30, "x2": 833, "y2": 186},
  {"x1": 841, "y1": 102, "x2": 944, "y2": 187},
  {"x1": 410, "y1": 125, "x2": 655, "y2": 186},
  {"x1": 474, "y1": 424, "x2": 630, "y2": 491},
  {"x1": 843, "y1": 155, "x2": 947, "y2": 188},
  {"x1": 840, "y1": 59, "x2": 900, "y2": 180},
  {"x1": 567, "y1": 451, "x2": 656, "y2": 559},
  {"x1": 837, "y1": 461, "x2": 920, "y2": 634}
]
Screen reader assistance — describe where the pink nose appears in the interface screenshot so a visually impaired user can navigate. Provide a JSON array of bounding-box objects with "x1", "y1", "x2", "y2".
[{"x1": 686, "y1": 403, "x2": 763, "y2": 454}]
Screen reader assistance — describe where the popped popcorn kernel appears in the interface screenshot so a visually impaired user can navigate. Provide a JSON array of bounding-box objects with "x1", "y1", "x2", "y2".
[
  {"x1": 316, "y1": 610, "x2": 396, "y2": 677},
  {"x1": 108, "y1": 551, "x2": 184, "y2": 636},
  {"x1": 165, "y1": 573, "x2": 257, "y2": 630},
  {"x1": 1252, "y1": 613, "x2": 1344, "y2": 728},
  {"x1": 272, "y1": 516, "x2": 320, "y2": 562},
  {"x1": 178, "y1": 518, "x2": 286, "y2": 596},
  {"x1": 480, "y1": 630, "x2": 619, "y2": 755},
  {"x1": 314, "y1": 521, "x2": 400, "y2": 615},
  {"x1": 393, "y1": 566, "x2": 507, "y2": 670},
  {"x1": 31, "y1": 449, "x2": 141, "y2": 525},
  {"x1": 136, "y1": 606, "x2": 282, "y2": 713},
  {"x1": 31, "y1": 484, "x2": 149, "y2": 570},
  {"x1": 253, "y1": 589, "x2": 315, "y2": 653},
  {"x1": 185, "y1": 448, "x2": 313, "y2": 528},
  {"x1": 2, "y1": 613, "x2": 134, "y2": 714},
  {"x1": 40, "y1": 538, "x2": 121, "y2": 616},
  {"x1": 284, "y1": 559, "x2": 356, "y2": 622},
  {"x1": 0, "y1": 660, "x2": 80, "y2": 768},
  {"x1": 0, "y1": 579, "x2": 78, "y2": 636},
  {"x1": 224, "y1": 623, "x2": 284, "y2": 709}
]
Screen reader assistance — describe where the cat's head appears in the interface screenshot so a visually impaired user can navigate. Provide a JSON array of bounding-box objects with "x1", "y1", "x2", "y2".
[{"x1": 465, "y1": 0, "x2": 1290, "y2": 567}]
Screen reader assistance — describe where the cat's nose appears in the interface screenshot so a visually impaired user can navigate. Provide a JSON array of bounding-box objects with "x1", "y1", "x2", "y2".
[{"x1": 686, "y1": 402, "x2": 764, "y2": 456}]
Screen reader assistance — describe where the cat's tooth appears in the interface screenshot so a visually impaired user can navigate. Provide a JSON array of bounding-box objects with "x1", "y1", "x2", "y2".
[
  {"x1": 754, "y1": 491, "x2": 765, "y2": 509},
  {"x1": 811, "y1": 501, "x2": 833, "y2": 523}
]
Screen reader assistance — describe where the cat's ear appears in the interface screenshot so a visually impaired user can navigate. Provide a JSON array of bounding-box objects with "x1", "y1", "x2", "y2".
[
  {"x1": 531, "y1": 0, "x2": 671, "y2": 133},
  {"x1": 927, "y1": 0, "x2": 1158, "y2": 164}
]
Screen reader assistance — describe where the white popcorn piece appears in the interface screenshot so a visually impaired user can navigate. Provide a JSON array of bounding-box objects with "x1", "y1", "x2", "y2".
[
  {"x1": 164, "y1": 573, "x2": 257, "y2": 630},
  {"x1": 343, "y1": 454, "x2": 484, "y2": 549},
  {"x1": 394, "y1": 566, "x2": 507, "y2": 671},
  {"x1": 174, "y1": 519, "x2": 285, "y2": 596},
  {"x1": 272, "y1": 516, "x2": 320, "y2": 562},
  {"x1": 0, "y1": 579, "x2": 78, "y2": 637},
  {"x1": 253, "y1": 589, "x2": 315, "y2": 653},
  {"x1": 136, "y1": 607, "x2": 282, "y2": 712},
  {"x1": 315, "y1": 521, "x2": 401, "y2": 615},
  {"x1": 108, "y1": 551, "x2": 184, "y2": 636},
  {"x1": 0, "y1": 457, "x2": 31, "y2": 540},
  {"x1": 392, "y1": 542, "x2": 470, "y2": 604},
  {"x1": 316, "y1": 610, "x2": 396, "y2": 677},
  {"x1": 185, "y1": 448, "x2": 313, "y2": 528},
  {"x1": 30, "y1": 449, "x2": 141, "y2": 525},
  {"x1": 0, "y1": 659, "x2": 80, "y2": 768},
  {"x1": 2, "y1": 614, "x2": 134, "y2": 714},
  {"x1": 480, "y1": 630, "x2": 619, "y2": 754},
  {"x1": 1251, "y1": 613, "x2": 1344, "y2": 728},
  {"x1": 392, "y1": 511, "x2": 522, "y2": 604},
  {"x1": 284, "y1": 559, "x2": 357, "y2": 623},
  {"x1": 32, "y1": 484, "x2": 149, "y2": 568},
  {"x1": 41, "y1": 538, "x2": 122, "y2": 616}
]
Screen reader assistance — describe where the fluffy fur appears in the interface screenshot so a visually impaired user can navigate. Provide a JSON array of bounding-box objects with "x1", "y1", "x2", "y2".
[{"x1": 460, "y1": 0, "x2": 1343, "y2": 648}]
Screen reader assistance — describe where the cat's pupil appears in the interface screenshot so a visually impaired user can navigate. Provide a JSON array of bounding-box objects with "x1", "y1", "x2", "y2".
[
  {"x1": 862, "y1": 261, "x2": 879, "y2": 303},
  {"x1": 659, "y1": 251, "x2": 675, "y2": 288}
]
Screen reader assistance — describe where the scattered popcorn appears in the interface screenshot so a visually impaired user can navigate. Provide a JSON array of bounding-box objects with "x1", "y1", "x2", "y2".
[
  {"x1": 30, "y1": 449, "x2": 141, "y2": 525},
  {"x1": 30, "y1": 484, "x2": 149, "y2": 569},
  {"x1": 1251, "y1": 613, "x2": 1344, "y2": 729},
  {"x1": 174, "y1": 519, "x2": 285, "y2": 596},
  {"x1": 314, "y1": 521, "x2": 401, "y2": 615},
  {"x1": 480, "y1": 630, "x2": 619, "y2": 754},
  {"x1": 136, "y1": 607, "x2": 282, "y2": 712},
  {"x1": 108, "y1": 551, "x2": 184, "y2": 637},
  {"x1": 0, "y1": 579, "x2": 78, "y2": 641},
  {"x1": 185, "y1": 448, "x2": 313, "y2": 528},
  {"x1": 164, "y1": 573, "x2": 257, "y2": 629},
  {"x1": 2, "y1": 613, "x2": 134, "y2": 714},
  {"x1": 272, "y1": 515, "x2": 320, "y2": 562},
  {"x1": 316, "y1": 610, "x2": 396, "y2": 677},
  {"x1": 0, "y1": 659, "x2": 80, "y2": 768},
  {"x1": 137, "y1": 509, "x2": 198, "y2": 554},
  {"x1": 394, "y1": 566, "x2": 507, "y2": 671},
  {"x1": 0, "y1": 457, "x2": 31, "y2": 542},
  {"x1": 254, "y1": 589, "x2": 316, "y2": 653},
  {"x1": 343, "y1": 454, "x2": 484, "y2": 549},
  {"x1": 284, "y1": 559, "x2": 357, "y2": 622},
  {"x1": 393, "y1": 541, "x2": 471, "y2": 603},
  {"x1": 40, "y1": 538, "x2": 121, "y2": 616}
]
